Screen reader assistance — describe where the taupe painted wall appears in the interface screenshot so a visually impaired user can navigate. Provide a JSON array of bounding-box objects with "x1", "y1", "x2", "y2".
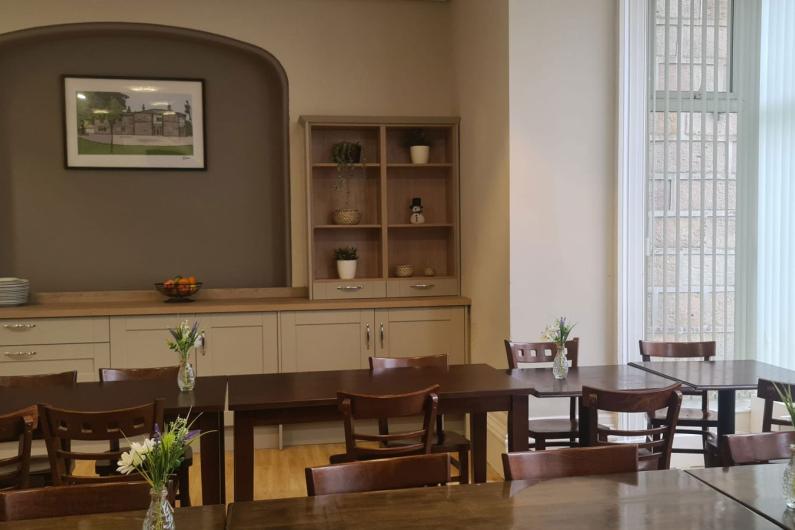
[
  {"x1": 0, "y1": 0, "x2": 457, "y2": 289},
  {"x1": 0, "y1": 25, "x2": 289, "y2": 291}
]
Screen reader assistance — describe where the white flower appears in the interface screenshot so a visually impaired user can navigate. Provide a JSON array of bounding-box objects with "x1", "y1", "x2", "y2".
[{"x1": 116, "y1": 450, "x2": 138, "y2": 475}]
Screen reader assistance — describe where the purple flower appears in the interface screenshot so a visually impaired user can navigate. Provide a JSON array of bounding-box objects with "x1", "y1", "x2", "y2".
[
  {"x1": 185, "y1": 429, "x2": 200, "y2": 442},
  {"x1": 152, "y1": 423, "x2": 161, "y2": 442}
]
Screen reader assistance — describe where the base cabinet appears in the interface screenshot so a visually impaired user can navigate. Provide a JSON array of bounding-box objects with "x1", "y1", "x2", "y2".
[
  {"x1": 374, "y1": 307, "x2": 467, "y2": 364},
  {"x1": 280, "y1": 310, "x2": 373, "y2": 372}
]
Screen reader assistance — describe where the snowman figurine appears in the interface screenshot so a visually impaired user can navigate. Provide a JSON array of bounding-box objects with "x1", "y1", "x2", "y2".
[{"x1": 409, "y1": 197, "x2": 425, "y2": 224}]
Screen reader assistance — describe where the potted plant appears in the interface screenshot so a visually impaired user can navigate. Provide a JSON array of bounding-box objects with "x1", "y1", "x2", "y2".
[
  {"x1": 404, "y1": 128, "x2": 431, "y2": 164},
  {"x1": 542, "y1": 316, "x2": 576, "y2": 380},
  {"x1": 332, "y1": 141, "x2": 365, "y2": 225},
  {"x1": 335, "y1": 246, "x2": 358, "y2": 280}
]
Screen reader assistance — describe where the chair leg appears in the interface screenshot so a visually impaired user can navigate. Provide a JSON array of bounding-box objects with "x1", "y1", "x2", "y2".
[
  {"x1": 458, "y1": 448, "x2": 469, "y2": 484},
  {"x1": 177, "y1": 462, "x2": 191, "y2": 507},
  {"x1": 535, "y1": 436, "x2": 546, "y2": 451}
]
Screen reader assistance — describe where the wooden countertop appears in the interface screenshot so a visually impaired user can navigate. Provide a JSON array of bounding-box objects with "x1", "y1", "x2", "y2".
[{"x1": 0, "y1": 295, "x2": 470, "y2": 319}]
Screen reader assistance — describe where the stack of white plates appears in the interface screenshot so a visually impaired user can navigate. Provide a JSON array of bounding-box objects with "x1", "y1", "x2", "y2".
[{"x1": 0, "y1": 278, "x2": 29, "y2": 306}]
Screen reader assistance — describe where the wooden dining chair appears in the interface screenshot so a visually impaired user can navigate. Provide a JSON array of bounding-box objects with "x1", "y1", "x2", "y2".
[
  {"x1": 757, "y1": 378, "x2": 795, "y2": 432},
  {"x1": 0, "y1": 371, "x2": 77, "y2": 388},
  {"x1": 581, "y1": 383, "x2": 682, "y2": 471},
  {"x1": 331, "y1": 385, "x2": 439, "y2": 463},
  {"x1": 721, "y1": 431, "x2": 795, "y2": 466},
  {"x1": 98, "y1": 366, "x2": 192, "y2": 506},
  {"x1": 0, "y1": 406, "x2": 37, "y2": 491},
  {"x1": 639, "y1": 340, "x2": 718, "y2": 466},
  {"x1": 0, "y1": 371, "x2": 77, "y2": 487},
  {"x1": 369, "y1": 355, "x2": 470, "y2": 483},
  {"x1": 505, "y1": 338, "x2": 581, "y2": 449},
  {"x1": 39, "y1": 399, "x2": 164, "y2": 485},
  {"x1": 501, "y1": 445, "x2": 639, "y2": 481},
  {"x1": 0, "y1": 481, "x2": 152, "y2": 521},
  {"x1": 306, "y1": 453, "x2": 450, "y2": 496}
]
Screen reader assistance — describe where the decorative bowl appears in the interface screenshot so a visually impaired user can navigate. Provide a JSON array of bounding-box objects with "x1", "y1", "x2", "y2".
[
  {"x1": 395, "y1": 264, "x2": 414, "y2": 278},
  {"x1": 333, "y1": 208, "x2": 362, "y2": 225},
  {"x1": 154, "y1": 281, "x2": 203, "y2": 303}
]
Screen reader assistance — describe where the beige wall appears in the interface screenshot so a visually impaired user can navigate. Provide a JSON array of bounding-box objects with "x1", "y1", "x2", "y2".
[
  {"x1": 451, "y1": 0, "x2": 510, "y2": 367},
  {"x1": 0, "y1": 0, "x2": 456, "y2": 287},
  {"x1": 508, "y1": 0, "x2": 618, "y2": 372}
]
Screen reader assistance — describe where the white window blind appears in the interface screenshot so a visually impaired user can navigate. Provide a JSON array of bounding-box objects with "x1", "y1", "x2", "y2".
[
  {"x1": 646, "y1": 0, "x2": 738, "y2": 358},
  {"x1": 756, "y1": 0, "x2": 795, "y2": 369}
]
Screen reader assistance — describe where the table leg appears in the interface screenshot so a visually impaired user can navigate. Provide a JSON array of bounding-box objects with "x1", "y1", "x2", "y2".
[
  {"x1": 508, "y1": 395, "x2": 529, "y2": 452},
  {"x1": 470, "y1": 412, "x2": 487, "y2": 483},
  {"x1": 198, "y1": 412, "x2": 224, "y2": 505},
  {"x1": 578, "y1": 397, "x2": 591, "y2": 445},
  {"x1": 717, "y1": 389, "x2": 736, "y2": 437},
  {"x1": 233, "y1": 411, "x2": 255, "y2": 502}
]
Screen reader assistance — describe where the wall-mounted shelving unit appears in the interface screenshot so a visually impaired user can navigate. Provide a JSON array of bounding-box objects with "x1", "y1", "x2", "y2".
[{"x1": 301, "y1": 116, "x2": 460, "y2": 300}]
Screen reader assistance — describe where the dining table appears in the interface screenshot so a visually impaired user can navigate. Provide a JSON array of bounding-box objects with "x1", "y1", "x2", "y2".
[
  {"x1": 0, "y1": 505, "x2": 226, "y2": 530},
  {"x1": 0, "y1": 376, "x2": 228, "y2": 505},
  {"x1": 228, "y1": 363, "x2": 535, "y2": 501},
  {"x1": 225, "y1": 468, "x2": 781, "y2": 529},
  {"x1": 687, "y1": 463, "x2": 795, "y2": 529},
  {"x1": 629, "y1": 360, "x2": 795, "y2": 438}
]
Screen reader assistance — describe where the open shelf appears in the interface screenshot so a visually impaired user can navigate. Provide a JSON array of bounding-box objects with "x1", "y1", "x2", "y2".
[
  {"x1": 311, "y1": 165, "x2": 381, "y2": 226},
  {"x1": 313, "y1": 162, "x2": 381, "y2": 168},
  {"x1": 314, "y1": 224, "x2": 381, "y2": 230},
  {"x1": 387, "y1": 166, "x2": 454, "y2": 225},
  {"x1": 310, "y1": 126, "x2": 380, "y2": 164},
  {"x1": 313, "y1": 227, "x2": 382, "y2": 280},
  {"x1": 388, "y1": 223, "x2": 453, "y2": 229},
  {"x1": 387, "y1": 163, "x2": 452, "y2": 168},
  {"x1": 388, "y1": 226, "x2": 455, "y2": 278},
  {"x1": 386, "y1": 126, "x2": 453, "y2": 165}
]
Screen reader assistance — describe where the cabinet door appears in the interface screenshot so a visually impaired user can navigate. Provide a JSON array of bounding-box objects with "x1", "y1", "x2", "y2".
[
  {"x1": 280, "y1": 310, "x2": 374, "y2": 373},
  {"x1": 374, "y1": 307, "x2": 467, "y2": 364},
  {"x1": 201, "y1": 312, "x2": 277, "y2": 376},
  {"x1": 110, "y1": 315, "x2": 197, "y2": 369}
]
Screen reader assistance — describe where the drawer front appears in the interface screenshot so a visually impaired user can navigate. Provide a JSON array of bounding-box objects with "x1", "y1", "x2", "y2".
[
  {"x1": 387, "y1": 278, "x2": 459, "y2": 297},
  {"x1": 313, "y1": 280, "x2": 386, "y2": 300},
  {"x1": 0, "y1": 343, "x2": 110, "y2": 382},
  {"x1": 0, "y1": 317, "x2": 109, "y2": 346}
]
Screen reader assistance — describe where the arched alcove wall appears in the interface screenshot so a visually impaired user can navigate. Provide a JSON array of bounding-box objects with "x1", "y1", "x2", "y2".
[{"x1": 0, "y1": 23, "x2": 290, "y2": 291}]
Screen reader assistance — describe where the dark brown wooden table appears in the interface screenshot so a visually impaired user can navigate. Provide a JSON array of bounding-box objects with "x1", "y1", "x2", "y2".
[
  {"x1": 509, "y1": 364, "x2": 679, "y2": 442},
  {"x1": 629, "y1": 360, "x2": 795, "y2": 438},
  {"x1": 0, "y1": 377, "x2": 227, "y2": 505},
  {"x1": 0, "y1": 505, "x2": 226, "y2": 529},
  {"x1": 687, "y1": 464, "x2": 795, "y2": 529},
  {"x1": 228, "y1": 364, "x2": 534, "y2": 501},
  {"x1": 225, "y1": 469, "x2": 780, "y2": 529}
]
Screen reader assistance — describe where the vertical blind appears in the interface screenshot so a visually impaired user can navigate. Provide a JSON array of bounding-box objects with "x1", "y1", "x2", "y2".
[
  {"x1": 756, "y1": 0, "x2": 795, "y2": 369},
  {"x1": 646, "y1": 0, "x2": 737, "y2": 359}
]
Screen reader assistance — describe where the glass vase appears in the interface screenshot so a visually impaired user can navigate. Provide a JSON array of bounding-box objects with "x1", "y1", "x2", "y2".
[
  {"x1": 783, "y1": 445, "x2": 795, "y2": 510},
  {"x1": 143, "y1": 487, "x2": 174, "y2": 530},
  {"x1": 177, "y1": 358, "x2": 195, "y2": 392},
  {"x1": 552, "y1": 346, "x2": 569, "y2": 380}
]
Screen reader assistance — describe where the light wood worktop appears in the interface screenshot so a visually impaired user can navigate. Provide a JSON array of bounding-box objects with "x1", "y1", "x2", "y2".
[{"x1": 0, "y1": 293, "x2": 471, "y2": 319}]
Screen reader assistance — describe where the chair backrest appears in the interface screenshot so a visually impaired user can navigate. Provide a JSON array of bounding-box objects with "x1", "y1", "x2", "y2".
[
  {"x1": 0, "y1": 481, "x2": 152, "y2": 521},
  {"x1": 369, "y1": 354, "x2": 448, "y2": 371},
  {"x1": 0, "y1": 406, "x2": 37, "y2": 491},
  {"x1": 504, "y1": 338, "x2": 579, "y2": 369},
  {"x1": 581, "y1": 384, "x2": 682, "y2": 470},
  {"x1": 722, "y1": 431, "x2": 795, "y2": 466},
  {"x1": 39, "y1": 399, "x2": 164, "y2": 485},
  {"x1": 338, "y1": 386, "x2": 439, "y2": 461},
  {"x1": 501, "y1": 445, "x2": 639, "y2": 481},
  {"x1": 305, "y1": 453, "x2": 450, "y2": 496},
  {"x1": 99, "y1": 366, "x2": 179, "y2": 383},
  {"x1": 757, "y1": 379, "x2": 795, "y2": 432},
  {"x1": 0, "y1": 371, "x2": 77, "y2": 388},
  {"x1": 638, "y1": 340, "x2": 715, "y2": 362}
]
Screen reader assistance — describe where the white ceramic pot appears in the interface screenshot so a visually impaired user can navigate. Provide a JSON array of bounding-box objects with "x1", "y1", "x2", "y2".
[
  {"x1": 337, "y1": 259, "x2": 358, "y2": 280},
  {"x1": 410, "y1": 145, "x2": 430, "y2": 164}
]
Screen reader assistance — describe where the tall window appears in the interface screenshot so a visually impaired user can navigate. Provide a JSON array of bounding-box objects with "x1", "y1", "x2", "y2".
[{"x1": 646, "y1": 0, "x2": 738, "y2": 358}]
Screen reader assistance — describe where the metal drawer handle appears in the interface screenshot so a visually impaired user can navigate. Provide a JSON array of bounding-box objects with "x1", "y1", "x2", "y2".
[
  {"x1": 4, "y1": 351, "x2": 37, "y2": 359},
  {"x1": 410, "y1": 283, "x2": 435, "y2": 290},
  {"x1": 3, "y1": 323, "x2": 36, "y2": 330},
  {"x1": 336, "y1": 285, "x2": 364, "y2": 292}
]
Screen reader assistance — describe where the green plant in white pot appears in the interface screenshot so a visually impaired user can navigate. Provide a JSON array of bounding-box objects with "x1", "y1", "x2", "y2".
[
  {"x1": 405, "y1": 128, "x2": 431, "y2": 164},
  {"x1": 335, "y1": 246, "x2": 358, "y2": 280}
]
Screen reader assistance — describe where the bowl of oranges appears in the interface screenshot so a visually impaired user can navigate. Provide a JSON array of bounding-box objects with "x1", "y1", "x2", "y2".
[{"x1": 154, "y1": 276, "x2": 202, "y2": 303}]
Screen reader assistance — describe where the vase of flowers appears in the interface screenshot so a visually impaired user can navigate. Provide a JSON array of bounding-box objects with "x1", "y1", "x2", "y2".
[
  {"x1": 167, "y1": 321, "x2": 202, "y2": 392},
  {"x1": 116, "y1": 416, "x2": 201, "y2": 530},
  {"x1": 775, "y1": 383, "x2": 795, "y2": 509},
  {"x1": 543, "y1": 316, "x2": 576, "y2": 380}
]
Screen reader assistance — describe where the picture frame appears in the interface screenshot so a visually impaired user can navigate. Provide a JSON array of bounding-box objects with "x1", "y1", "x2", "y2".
[{"x1": 63, "y1": 76, "x2": 206, "y2": 169}]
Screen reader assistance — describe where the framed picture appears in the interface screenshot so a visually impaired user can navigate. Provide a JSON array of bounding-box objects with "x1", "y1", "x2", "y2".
[{"x1": 63, "y1": 76, "x2": 205, "y2": 169}]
